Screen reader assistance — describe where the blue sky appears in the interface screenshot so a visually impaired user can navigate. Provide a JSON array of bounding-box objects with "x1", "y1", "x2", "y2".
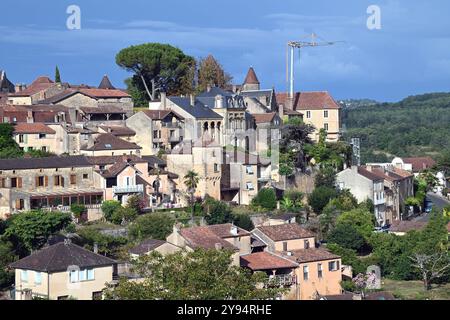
[{"x1": 1, "y1": 0, "x2": 450, "y2": 102}]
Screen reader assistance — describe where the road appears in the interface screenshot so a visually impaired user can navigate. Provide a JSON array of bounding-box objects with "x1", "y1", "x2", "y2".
[{"x1": 413, "y1": 192, "x2": 450, "y2": 222}]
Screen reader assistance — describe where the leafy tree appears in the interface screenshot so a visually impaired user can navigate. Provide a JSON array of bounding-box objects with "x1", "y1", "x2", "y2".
[
  {"x1": 410, "y1": 253, "x2": 450, "y2": 290},
  {"x1": 232, "y1": 214, "x2": 254, "y2": 231},
  {"x1": 251, "y1": 188, "x2": 277, "y2": 211},
  {"x1": 3, "y1": 210, "x2": 71, "y2": 255},
  {"x1": 328, "y1": 189, "x2": 358, "y2": 211},
  {"x1": 101, "y1": 200, "x2": 122, "y2": 222},
  {"x1": 76, "y1": 226, "x2": 127, "y2": 257},
  {"x1": 0, "y1": 240, "x2": 16, "y2": 289},
  {"x1": 326, "y1": 243, "x2": 367, "y2": 274},
  {"x1": 116, "y1": 43, "x2": 196, "y2": 101},
  {"x1": 104, "y1": 249, "x2": 285, "y2": 300},
  {"x1": 197, "y1": 55, "x2": 232, "y2": 92},
  {"x1": 204, "y1": 199, "x2": 233, "y2": 225},
  {"x1": 110, "y1": 207, "x2": 137, "y2": 225},
  {"x1": 308, "y1": 186, "x2": 338, "y2": 214},
  {"x1": 55, "y1": 65, "x2": 61, "y2": 83},
  {"x1": 0, "y1": 123, "x2": 23, "y2": 159},
  {"x1": 336, "y1": 208, "x2": 374, "y2": 240},
  {"x1": 314, "y1": 165, "x2": 336, "y2": 188},
  {"x1": 128, "y1": 213, "x2": 175, "y2": 241},
  {"x1": 327, "y1": 223, "x2": 366, "y2": 251},
  {"x1": 126, "y1": 195, "x2": 145, "y2": 214},
  {"x1": 70, "y1": 203, "x2": 86, "y2": 220},
  {"x1": 25, "y1": 149, "x2": 57, "y2": 158}
]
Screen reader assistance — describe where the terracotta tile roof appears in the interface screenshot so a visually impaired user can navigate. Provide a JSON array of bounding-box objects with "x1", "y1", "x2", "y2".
[
  {"x1": 82, "y1": 133, "x2": 141, "y2": 151},
  {"x1": 252, "y1": 112, "x2": 277, "y2": 124},
  {"x1": 240, "y1": 252, "x2": 298, "y2": 271},
  {"x1": 243, "y1": 67, "x2": 260, "y2": 84},
  {"x1": 179, "y1": 223, "x2": 248, "y2": 251},
  {"x1": 281, "y1": 248, "x2": 340, "y2": 263},
  {"x1": 391, "y1": 167, "x2": 414, "y2": 178},
  {"x1": 9, "y1": 76, "x2": 55, "y2": 97},
  {"x1": 367, "y1": 167, "x2": 407, "y2": 182},
  {"x1": 276, "y1": 91, "x2": 340, "y2": 110},
  {"x1": 78, "y1": 88, "x2": 130, "y2": 98},
  {"x1": 207, "y1": 223, "x2": 251, "y2": 238},
  {"x1": 13, "y1": 122, "x2": 56, "y2": 134},
  {"x1": 256, "y1": 224, "x2": 315, "y2": 241},
  {"x1": 389, "y1": 220, "x2": 427, "y2": 233},
  {"x1": 180, "y1": 226, "x2": 238, "y2": 251},
  {"x1": 402, "y1": 157, "x2": 436, "y2": 172},
  {"x1": 99, "y1": 125, "x2": 136, "y2": 136},
  {"x1": 9, "y1": 242, "x2": 116, "y2": 273},
  {"x1": 129, "y1": 239, "x2": 166, "y2": 255},
  {"x1": 357, "y1": 166, "x2": 384, "y2": 181}
]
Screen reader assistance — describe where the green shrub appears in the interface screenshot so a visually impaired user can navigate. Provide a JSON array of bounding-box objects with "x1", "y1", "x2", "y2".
[
  {"x1": 251, "y1": 188, "x2": 277, "y2": 211},
  {"x1": 128, "y1": 213, "x2": 175, "y2": 241},
  {"x1": 101, "y1": 200, "x2": 122, "y2": 222}
]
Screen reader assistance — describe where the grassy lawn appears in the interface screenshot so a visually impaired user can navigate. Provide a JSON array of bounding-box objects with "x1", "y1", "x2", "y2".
[{"x1": 382, "y1": 279, "x2": 450, "y2": 300}]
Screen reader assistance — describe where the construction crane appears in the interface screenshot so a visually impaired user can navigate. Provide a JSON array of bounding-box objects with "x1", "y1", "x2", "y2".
[{"x1": 286, "y1": 33, "x2": 341, "y2": 100}]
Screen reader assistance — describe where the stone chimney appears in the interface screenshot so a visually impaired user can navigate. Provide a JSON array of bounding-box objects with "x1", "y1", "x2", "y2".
[
  {"x1": 230, "y1": 224, "x2": 238, "y2": 236},
  {"x1": 26, "y1": 110, "x2": 34, "y2": 123},
  {"x1": 190, "y1": 94, "x2": 195, "y2": 106},
  {"x1": 93, "y1": 243, "x2": 98, "y2": 254},
  {"x1": 160, "y1": 92, "x2": 167, "y2": 109}
]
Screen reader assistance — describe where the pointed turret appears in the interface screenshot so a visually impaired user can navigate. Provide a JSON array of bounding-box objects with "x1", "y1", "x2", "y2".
[
  {"x1": 242, "y1": 67, "x2": 260, "y2": 91},
  {"x1": 98, "y1": 74, "x2": 115, "y2": 90},
  {"x1": 0, "y1": 70, "x2": 15, "y2": 93}
]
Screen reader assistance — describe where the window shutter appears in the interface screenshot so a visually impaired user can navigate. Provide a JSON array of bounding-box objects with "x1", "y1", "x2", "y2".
[
  {"x1": 15, "y1": 199, "x2": 20, "y2": 210},
  {"x1": 17, "y1": 177, "x2": 22, "y2": 188},
  {"x1": 35, "y1": 176, "x2": 39, "y2": 187},
  {"x1": 44, "y1": 176, "x2": 48, "y2": 187}
]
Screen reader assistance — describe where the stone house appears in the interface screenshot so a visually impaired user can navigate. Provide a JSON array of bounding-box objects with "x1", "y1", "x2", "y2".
[
  {"x1": 0, "y1": 156, "x2": 103, "y2": 219},
  {"x1": 242, "y1": 223, "x2": 343, "y2": 300},
  {"x1": 336, "y1": 166, "x2": 387, "y2": 226},
  {"x1": 277, "y1": 91, "x2": 341, "y2": 142},
  {"x1": 10, "y1": 241, "x2": 116, "y2": 300},
  {"x1": 80, "y1": 133, "x2": 141, "y2": 157},
  {"x1": 126, "y1": 110, "x2": 185, "y2": 155}
]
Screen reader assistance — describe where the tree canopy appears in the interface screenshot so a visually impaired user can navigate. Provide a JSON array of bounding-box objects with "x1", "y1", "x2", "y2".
[
  {"x1": 116, "y1": 43, "x2": 196, "y2": 102},
  {"x1": 128, "y1": 213, "x2": 175, "y2": 241},
  {"x1": 105, "y1": 249, "x2": 285, "y2": 300},
  {"x1": 197, "y1": 55, "x2": 232, "y2": 92}
]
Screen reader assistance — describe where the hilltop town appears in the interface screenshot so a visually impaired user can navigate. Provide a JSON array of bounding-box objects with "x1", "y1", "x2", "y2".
[{"x1": 0, "y1": 44, "x2": 449, "y2": 302}]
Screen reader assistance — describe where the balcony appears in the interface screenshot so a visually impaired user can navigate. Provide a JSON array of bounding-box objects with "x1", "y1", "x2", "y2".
[
  {"x1": 113, "y1": 184, "x2": 144, "y2": 194},
  {"x1": 266, "y1": 274, "x2": 296, "y2": 287}
]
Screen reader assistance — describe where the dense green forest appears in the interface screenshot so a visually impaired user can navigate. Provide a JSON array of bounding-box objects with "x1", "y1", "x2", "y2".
[{"x1": 342, "y1": 92, "x2": 450, "y2": 163}]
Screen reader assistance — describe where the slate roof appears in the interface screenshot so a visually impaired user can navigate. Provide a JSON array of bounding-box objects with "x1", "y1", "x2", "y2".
[
  {"x1": 276, "y1": 91, "x2": 340, "y2": 110},
  {"x1": 240, "y1": 252, "x2": 298, "y2": 271},
  {"x1": 243, "y1": 67, "x2": 260, "y2": 85},
  {"x1": 281, "y1": 248, "x2": 341, "y2": 263},
  {"x1": 0, "y1": 155, "x2": 91, "y2": 170},
  {"x1": 168, "y1": 96, "x2": 222, "y2": 119},
  {"x1": 82, "y1": 133, "x2": 141, "y2": 151},
  {"x1": 98, "y1": 75, "x2": 116, "y2": 90},
  {"x1": 0, "y1": 70, "x2": 14, "y2": 93},
  {"x1": 14, "y1": 123, "x2": 56, "y2": 134},
  {"x1": 256, "y1": 224, "x2": 315, "y2": 241},
  {"x1": 87, "y1": 155, "x2": 147, "y2": 166},
  {"x1": 129, "y1": 239, "x2": 167, "y2": 255},
  {"x1": 9, "y1": 242, "x2": 116, "y2": 273},
  {"x1": 141, "y1": 155, "x2": 167, "y2": 167}
]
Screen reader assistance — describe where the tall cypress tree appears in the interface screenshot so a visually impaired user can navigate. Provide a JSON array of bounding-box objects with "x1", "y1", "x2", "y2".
[{"x1": 55, "y1": 66, "x2": 61, "y2": 83}]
